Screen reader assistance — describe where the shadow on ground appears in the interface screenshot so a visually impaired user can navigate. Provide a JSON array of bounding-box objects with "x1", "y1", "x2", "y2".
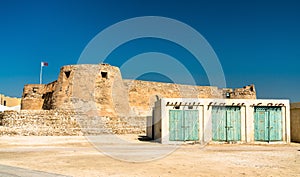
[{"x1": 138, "y1": 135, "x2": 152, "y2": 141}]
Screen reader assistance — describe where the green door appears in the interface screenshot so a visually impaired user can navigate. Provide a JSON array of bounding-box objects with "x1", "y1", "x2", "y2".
[
  {"x1": 269, "y1": 108, "x2": 282, "y2": 141},
  {"x1": 184, "y1": 110, "x2": 199, "y2": 141},
  {"x1": 254, "y1": 107, "x2": 269, "y2": 141},
  {"x1": 226, "y1": 107, "x2": 241, "y2": 141},
  {"x1": 169, "y1": 110, "x2": 199, "y2": 141},
  {"x1": 254, "y1": 107, "x2": 282, "y2": 141},
  {"x1": 169, "y1": 110, "x2": 184, "y2": 141},
  {"x1": 212, "y1": 106, "x2": 227, "y2": 141},
  {"x1": 212, "y1": 106, "x2": 241, "y2": 141}
]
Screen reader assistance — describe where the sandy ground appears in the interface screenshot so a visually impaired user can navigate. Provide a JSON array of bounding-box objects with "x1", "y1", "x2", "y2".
[{"x1": 0, "y1": 135, "x2": 299, "y2": 177}]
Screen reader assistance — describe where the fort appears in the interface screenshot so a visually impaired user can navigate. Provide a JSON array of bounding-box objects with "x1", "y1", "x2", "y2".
[
  {"x1": 21, "y1": 64, "x2": 256, "y2": 112},
  {"x1": 2, "y1": 63, "x2": 257, "y2": 136}
]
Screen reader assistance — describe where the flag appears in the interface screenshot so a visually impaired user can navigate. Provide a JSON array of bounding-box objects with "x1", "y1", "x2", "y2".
[{"x1": 41, "y1": 62, "x2": 48, "y2": 67}]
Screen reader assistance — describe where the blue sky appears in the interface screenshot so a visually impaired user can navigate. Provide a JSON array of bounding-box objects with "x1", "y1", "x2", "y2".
[{"x1": 0, "y1": 0, "x2": 299, "y2": 102}]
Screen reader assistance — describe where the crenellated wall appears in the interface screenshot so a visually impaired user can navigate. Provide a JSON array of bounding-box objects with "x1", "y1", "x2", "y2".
[
  {"x1": 230, "y1": 85, "x2": 256, "y2": 99},
  {"x1": 21, "y1": 84, "x2": 45, "y2": 110}
]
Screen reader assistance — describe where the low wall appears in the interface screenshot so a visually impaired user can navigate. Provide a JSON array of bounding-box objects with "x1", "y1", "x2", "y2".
[
  {"x1": 0, "y1": 110, "x2": 146, "y2": 136},
  {"x1": 107, "y1": 116, "x2": 147, "y2": 134},
  {"x1": 0, "y1": 110, "x2": 82, "y2": 136}
]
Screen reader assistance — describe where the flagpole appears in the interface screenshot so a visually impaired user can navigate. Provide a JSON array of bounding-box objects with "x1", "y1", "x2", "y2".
[{"x1": 40, "y1": 62, "x2": 43, "y2": 84}]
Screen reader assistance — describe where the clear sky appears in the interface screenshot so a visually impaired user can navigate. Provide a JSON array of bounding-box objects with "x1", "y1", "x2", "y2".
[{"x1": 0, "y1": 0, "x2": 299, "y2": 102}]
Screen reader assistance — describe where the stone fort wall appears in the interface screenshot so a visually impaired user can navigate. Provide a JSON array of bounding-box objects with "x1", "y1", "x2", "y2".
[
  {"x1": 0, "y1": 110, "x2": 82, "y2": 136},
  {"x1": 14, "y1": 63, "x2": 256, "y2": 135},
  {"x1": 21, "y1": 64, "x2": 256, "y2": 119},
  {"x1": 0, "y1": 110, "x2": 146, "y2": 135}
]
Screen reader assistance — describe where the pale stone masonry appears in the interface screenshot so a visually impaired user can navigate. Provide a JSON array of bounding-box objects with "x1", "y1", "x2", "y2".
[
  {"x1": 0, "y1": 110, "x2": 146, "y2": 135},
  {"x1": 0, "y1": 63, "x2": 257, "y2": 136},
  {"x1": 0, "y1": 110, "x2": 82, "y2": 136},
  {"x1": 21, "y1": 64, "x2": 256, "y2": 115}
]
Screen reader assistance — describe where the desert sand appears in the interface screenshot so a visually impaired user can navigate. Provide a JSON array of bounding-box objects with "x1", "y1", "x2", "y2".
[{"x1": 0, "y1": 135, "x2": 299, "y2": 177}]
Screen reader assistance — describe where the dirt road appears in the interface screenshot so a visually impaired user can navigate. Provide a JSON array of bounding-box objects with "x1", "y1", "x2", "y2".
[{"x1": 0, "y1": 135, "x2": 299, "y2": 177}]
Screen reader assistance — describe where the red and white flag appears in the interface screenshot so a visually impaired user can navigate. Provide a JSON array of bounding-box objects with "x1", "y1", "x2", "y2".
[{"x1": 41, "y1": 62, "x2": 48, "y2": 67}]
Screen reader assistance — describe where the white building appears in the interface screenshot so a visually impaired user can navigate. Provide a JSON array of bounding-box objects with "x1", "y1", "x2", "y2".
[{"x1": 149, "y1": 98, "x2": 290, "y2": 144}]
